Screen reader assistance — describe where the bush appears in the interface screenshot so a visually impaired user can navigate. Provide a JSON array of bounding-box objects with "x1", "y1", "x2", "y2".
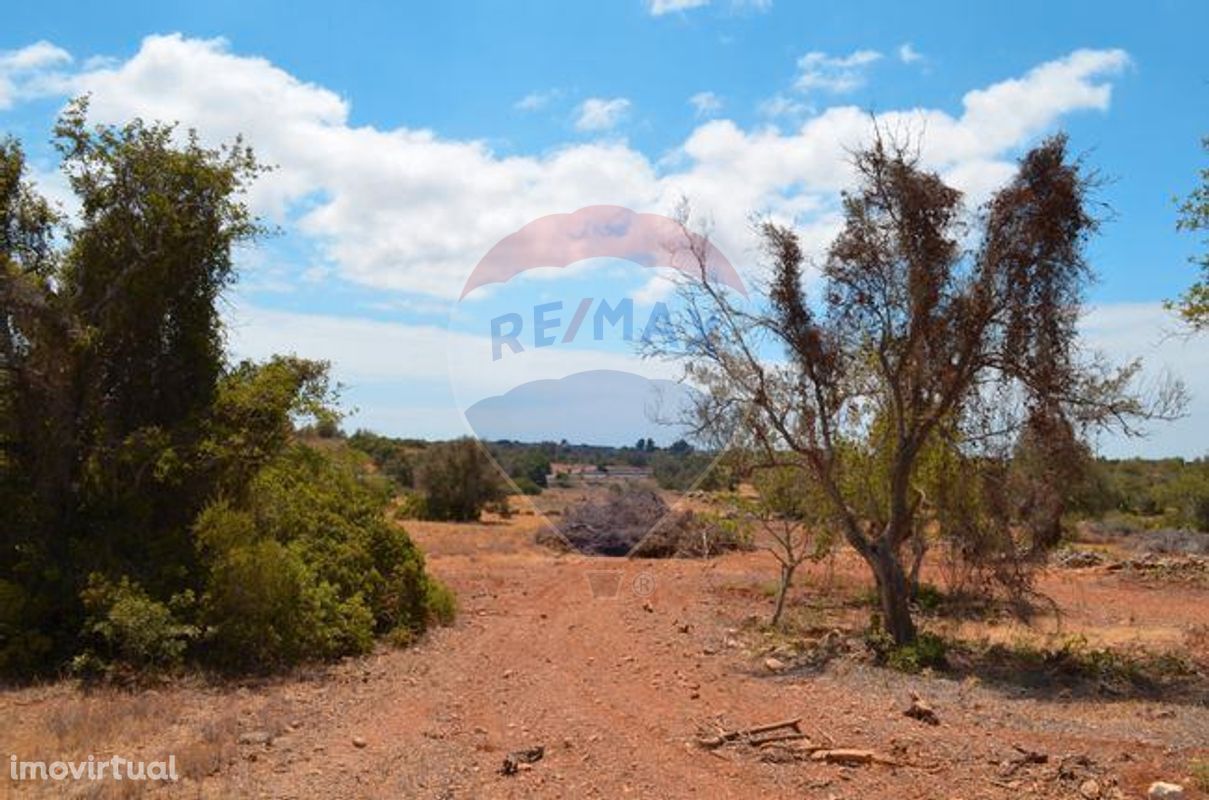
[
  {"x1": 193, "y1": 444, "x2": 437, "y2": 673},
  {"x1": 512, "y1": 475, "x2": 543, "y2": 496},
  {"x1": 425, "y1": 580, "x2": 457, "y2": 626},
  {"x1": 865, "y1": 616, "x2": 947, "y2": 673},
  {"x1": 73, "y1": 575, "x2": 196, "y2": 680},
  {"x1": 415, "y1": 438, "x2": 507, "y2": 521},
  {"x1": 886, "y1": 633, "x2": 948, "y2": 673}
]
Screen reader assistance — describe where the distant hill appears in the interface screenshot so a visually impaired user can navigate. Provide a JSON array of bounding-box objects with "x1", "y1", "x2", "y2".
[{"x1": 464, "y1": 369, "x2": 696, "y2": 446}]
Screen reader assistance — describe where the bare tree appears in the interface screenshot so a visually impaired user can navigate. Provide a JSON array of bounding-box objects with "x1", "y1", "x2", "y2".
[{"x1": 649, "y1": 132, "x2": 1184, "y2": 645}]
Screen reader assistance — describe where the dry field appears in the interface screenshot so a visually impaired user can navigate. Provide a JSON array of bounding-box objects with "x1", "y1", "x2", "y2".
[{"x1": 3, "y1": 490, "x2": 1208, "y2": 799}]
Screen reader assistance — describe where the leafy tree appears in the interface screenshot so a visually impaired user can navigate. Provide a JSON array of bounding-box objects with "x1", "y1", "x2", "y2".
[
  {"x1": 652, "y1": 133, "x2": 1182, "y2": 645},
  {"x1": 349, "y1": 429, "x2": 417, "y2": 488},
  {"x1": 1170, "y1": 136, "x2": 1209, "y2": 330},
  {"x1": 415, "y1": 438, "x2": 507, "y2": 521},
  {"x1": 0, "y1": 102, "x2": 449, "y2": 677}
]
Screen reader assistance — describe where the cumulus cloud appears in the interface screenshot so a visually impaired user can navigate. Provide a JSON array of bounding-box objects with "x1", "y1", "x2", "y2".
[
  {"x1": 794, "y1": 49, "x2": 882, "y2": 94},
  {"x1": 8, "y1": 35, "x2": 1133, "y2": 308},
  {"x1": 0, "y1": 40, "x2": 72, "y2": 108},
  {"x1": 688, "y1": 91, "x2": 723, "y2": 118},
  {"x1": 574, "y1": 97, "x2": 632, "y2": 131}
]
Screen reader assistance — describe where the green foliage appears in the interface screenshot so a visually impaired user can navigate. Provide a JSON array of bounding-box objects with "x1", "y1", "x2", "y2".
[
  {"x1": 489, "y1": 443, "x2": 551, "y2": 489},
  {"x1": 194, "y1": 444, "x2": 432, "y2": 672},
  {"x1": 414, "y1": 438, "x2": 507, "y2": 521},
  {"x1": 1081, "y1": 458, "x2": 1209, "y2": 531},
  {"x1": 865, "y1": 613, "x2": 947, "y2": 673},
  {"x1": 1169, "y1": 136, "x2": 1209, "y2": 330},
  {"x1": 424, "y1": 580, "x2": 458, "y2": 627},
  {"x1": 512, "y1": 475, "x2": 543, "y2": 495},
  {"x1": 348, "y1": 429, "x2": 418, "y2": 489},
  {"x1": 651, "y1": 451, "x2": 732, "y2": 491},
  {"x1": 73, "y1": 575, "x2": 196, "y2": 680},
  {"x1": 0, "y1": 104, "x2": 448, "y2": 678},
  {"x1": 886, "y1": 634, "x2": 948, "y2": 674}
]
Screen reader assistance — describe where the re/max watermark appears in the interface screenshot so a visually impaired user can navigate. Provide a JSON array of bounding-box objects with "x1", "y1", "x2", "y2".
[{"x1": 8, "y1": 754, "x2": 178, "y2": 782}]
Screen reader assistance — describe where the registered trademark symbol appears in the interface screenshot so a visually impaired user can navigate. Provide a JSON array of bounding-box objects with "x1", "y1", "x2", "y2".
[{"x1": 631, "y1": 571, "x2": 656, "y2": 598}]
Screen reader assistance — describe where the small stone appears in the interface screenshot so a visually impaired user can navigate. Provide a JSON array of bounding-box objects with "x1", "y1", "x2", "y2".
[
  {"x1": 642, "y1": 601, "x2": 654, "y2": 613},
  {"x1": 1079, "y1": 778, "x2": 1101, "y2": 799},
  {"x1": 238, "y1": 730, "x2": 273, "y2": 746},
  {"x1": 1148, "y1": 782, "x2": 1185, "y2": 800},
  {"x1": 904, "y1": 695, "x2": 940, "y2": 726},
  {"x1": 763, "y1": 656, "x2": 787, "y2": 673},
  {"x1": 352, "y1": 736, "x2": 368, "y2": 748}
]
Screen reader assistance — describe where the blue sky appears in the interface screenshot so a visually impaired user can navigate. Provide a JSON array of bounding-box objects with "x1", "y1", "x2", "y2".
[{"x1": 2, "y1": 1, "x2": 1207, "y2": 455}]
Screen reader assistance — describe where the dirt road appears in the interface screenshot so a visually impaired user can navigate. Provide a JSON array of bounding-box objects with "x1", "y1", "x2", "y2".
[{"x1": 3, "y1": 512, "x2": 1207, "y2": 799}]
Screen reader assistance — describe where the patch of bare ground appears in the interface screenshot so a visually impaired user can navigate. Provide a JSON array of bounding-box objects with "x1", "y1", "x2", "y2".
[{"x1": 3, "y1": 506, "x2": 1207, "y2": 799}]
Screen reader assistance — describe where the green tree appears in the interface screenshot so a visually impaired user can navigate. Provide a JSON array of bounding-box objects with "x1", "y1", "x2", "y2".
[
  {"x1": 415, "y1": 438, "x2": 507, "y2": 521},
  {"x1": 0, "y1": 102, "x2": 449, "y2": 678},
  {"x1": 1171, "y1": 136, "x2": 1209, "y2": 330}
]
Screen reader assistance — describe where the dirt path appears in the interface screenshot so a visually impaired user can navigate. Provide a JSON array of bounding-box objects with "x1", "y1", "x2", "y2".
[
  {"x1": 197, "y1": 519, "x2": 1208, "y2": 799},
  {"x1": 3, "y1": 516, "x2": 1207, "y2": 799}
]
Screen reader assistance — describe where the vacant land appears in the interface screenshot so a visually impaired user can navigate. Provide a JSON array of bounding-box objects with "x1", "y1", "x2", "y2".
[{"x1": 3, "y1": 491, "x2": 1208, "y2": 799}]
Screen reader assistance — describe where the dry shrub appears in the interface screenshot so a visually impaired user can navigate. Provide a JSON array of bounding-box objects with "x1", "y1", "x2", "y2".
[
  {"x1": 176, "y1": 713, "x2": 238, "y2": 780},
  {"x1": 538, "y1": 487, "x2": 750, "y2": 558},
  {"x1": 42, "y1": 691, "x2": 162, "y2": 753}
]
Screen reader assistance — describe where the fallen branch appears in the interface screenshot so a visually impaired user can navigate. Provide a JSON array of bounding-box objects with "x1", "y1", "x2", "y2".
[{"x1": 697, "y1": 717, "x2": 802, "y2": 749}]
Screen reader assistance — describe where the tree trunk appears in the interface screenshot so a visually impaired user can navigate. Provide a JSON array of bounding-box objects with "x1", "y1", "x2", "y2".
[
  {"x1": 868, "y1": 540, "x2": 916, "y2": 645},
  {"x1": 770, "y1": 563, "x2": 796, "y2": 627}
]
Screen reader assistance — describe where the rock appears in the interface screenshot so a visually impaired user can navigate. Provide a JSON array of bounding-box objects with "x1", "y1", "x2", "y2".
[
  {"x1": 642, "y1": 601, "x2": 654, "y2": 613},
  {"x1": 1079, "y1": 778, "x2": 1101, "y2": 799},
  {"x1": 238, "y1": 730, "x2": 273, "y2": 746},
  {"x1": 904, "y1": 695, "x2": 940, "y2": 726},
  {"x1": 501, "y1": 745, "x2": 545, "y2": 776},
  {"x1": 1148, "y1": 782, "x2": 1185, "y2": 800},
  {"x1": 352, "y1": 736, "x2": 368, "y2": 748},
  {"x1": 763, "y1": 657, "x2": 787, "y2": 673}
]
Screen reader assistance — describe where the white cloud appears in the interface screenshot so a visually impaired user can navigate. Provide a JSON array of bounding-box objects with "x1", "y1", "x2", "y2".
[
  {"x1": 5, "y1": 37, "x2": 1171, "y2": 447},
  {"x1": 757, "y1": 93, "x2": 811, "y2": 120},
  {"x1": 794, "y1": 49, "x2": 882, "y2": 94},
  {"x1": 574, "y1": 96, "x2": 632, "y2": 131},
  {"x1": 732, "y1": 0, "x2": 773, "y2": 11},
  {"x1": 647, "y1": 0, "x2": 710, "y2": 15},
  {"x1": 688, "y1": 91, "x2": 723, "y2": 118},
  {"x1": 8, "y1": 36, "x2": 1133, "y2": 307},
  {"x1": 515, "y1": 90, "x2": 556, "y2": 112},
  {"x1": 898, "y1": 43, "x2": 924, "y2": 65},
  {"x1": 0, "y1": 40, "x2": 72, "y2": 109}
]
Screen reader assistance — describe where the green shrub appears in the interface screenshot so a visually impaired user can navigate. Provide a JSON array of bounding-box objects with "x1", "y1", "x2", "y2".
[
  {"x1": 193, "y1": 444, "x2": 437, "y2": 672},
  {"x1": 913, "y1": 583, "x2": 946, "y2": 614},
  {"x1": 886, "y1": 633, "x2": 948, "y2": 673},
  {"x1": 394, "y1": 491, "x2": 428, "y2": 520},
  {"x1": 73, "y1": 575, "x2": 196, "y2": 679},
  {"x1": 415, "y1": 438, "x2": 507, "y2": 521},
  {"x1": 425, "y1": 580, "x2": 457, "y2": 626},
  {"x1": 512, "y1": 475, "x2": 543, "y2": 496}
]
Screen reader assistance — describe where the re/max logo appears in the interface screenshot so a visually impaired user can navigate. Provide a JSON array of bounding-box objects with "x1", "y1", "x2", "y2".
[{"x1": 489, "y1": 298, "x2": 671, "y2": 361}]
